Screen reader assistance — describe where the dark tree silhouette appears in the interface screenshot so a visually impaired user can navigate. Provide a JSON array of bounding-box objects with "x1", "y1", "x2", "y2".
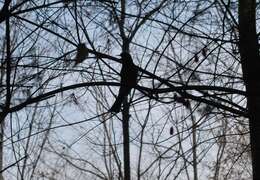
[
  {"x1": 238, "y1": 1, "x2": 260, "y2": 179},
  {"x1": 110, "y1": 52, "x2": 138, "y2": 113},
  {"x1": 0, "y1": 1, "x2": 257, "y2": 179}
]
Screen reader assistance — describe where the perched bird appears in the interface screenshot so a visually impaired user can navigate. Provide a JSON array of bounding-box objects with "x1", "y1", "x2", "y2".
[
  {"x1": 75, "y1": 43, "x2": 88, "y2": 66},
  {"x1": 110, "y1": 52, "x2": 138, "y2": 113},
  {"x1": 174, "y1": 93, "x2": 190, "y2": 108},
  {"x1": 63, "y1": 0, "x2": 73, "y2": 7}
]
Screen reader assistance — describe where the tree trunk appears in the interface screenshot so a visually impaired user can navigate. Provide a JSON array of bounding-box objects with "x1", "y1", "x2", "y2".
[
  {"x1": 190, "y1": 108, "x2": 198, "y2": 180},
  {"x1": 122, "y1": 99, "x2": 131, "y2": 180},
  {"x1": 238, "y1": 1, "x2": 260, "y2": 179},
  {"x1": 0, "y1": 114, "x2": 5, "y2": 180},
  {"x1": 0, "y1": 124, "x2": 4, "y2": 180}
]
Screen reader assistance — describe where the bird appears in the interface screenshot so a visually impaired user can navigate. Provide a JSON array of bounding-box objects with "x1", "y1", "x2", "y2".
[
  {"x1": 110, "y1": 52, "x2": 138, "y2": 113},
  {"x1": 174, "y1": 93, "x2": 190, "y2": 108},
  {"x1": 75, "y1": 43, "x2": 88, "y2": 66},
  {"x1": 63, "y1": 0, "x2": 73, "y2": 7}
]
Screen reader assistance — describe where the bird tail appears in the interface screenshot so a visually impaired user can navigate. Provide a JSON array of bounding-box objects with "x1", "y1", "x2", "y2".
[{"x1": 110, "y1": 97, "x2": 123, "y2": 113}]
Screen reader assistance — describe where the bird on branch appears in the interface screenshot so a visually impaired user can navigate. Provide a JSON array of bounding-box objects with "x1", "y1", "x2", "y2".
[
  {"x1": 110, "y1": 52, "x2": 138, "y2": 113},
  {"x1": 75, "y1": 43, "x2": 88, "y2": 66}
]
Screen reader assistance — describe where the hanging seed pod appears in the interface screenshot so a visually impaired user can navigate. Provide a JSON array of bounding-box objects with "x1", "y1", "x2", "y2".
[
  {"x1": 201, "y1": 47, "x2": 208, "y2": 57},
  {"x1": 194, "y1": 53, "x2": 199, "y2": 62},
  {"x1": 170, "y1": 126, "x2": 174, "y2": 135}
]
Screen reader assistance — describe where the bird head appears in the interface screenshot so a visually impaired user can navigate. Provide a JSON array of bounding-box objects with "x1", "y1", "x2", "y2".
[{"x1": 119, "y1": 52, "x2": 133, "y2": 64}]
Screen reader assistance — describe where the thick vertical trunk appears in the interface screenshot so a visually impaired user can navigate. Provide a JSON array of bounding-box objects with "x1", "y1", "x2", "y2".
[
  {"x1": 122, "y1": 36, "x2": 131, "y2": 180},
  {"x1": 238, "y1": 0, "x2": 260, "y2": 179},
  {"x1": 122, "y1": 100, "x2": 131, "y2": 180},
  {"x1": 0, "y1": 114, "x2": 5, "y2": 180},
  {"x1": 0, "y1": 2, "x2": 11, "y2": 179},
  {"x1": 191, "y1": 110, "x2": 198, "y2": 180},
  {"x1": 0, "y1": 124, "x2": 4, "y2": 180}
]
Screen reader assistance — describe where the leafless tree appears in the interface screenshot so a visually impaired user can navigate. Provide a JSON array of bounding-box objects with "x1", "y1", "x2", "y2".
[{"x1": 0, "y1": 0, "x2": 257, "y2": 180}]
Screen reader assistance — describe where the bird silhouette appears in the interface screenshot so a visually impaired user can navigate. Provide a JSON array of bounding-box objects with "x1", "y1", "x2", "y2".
[
  {"x1": 75, "y1": 43, "x2": 88, "y2": 66},
  {"x1": 110, "y1": 52, "x2": 138, "y2": 113}
]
